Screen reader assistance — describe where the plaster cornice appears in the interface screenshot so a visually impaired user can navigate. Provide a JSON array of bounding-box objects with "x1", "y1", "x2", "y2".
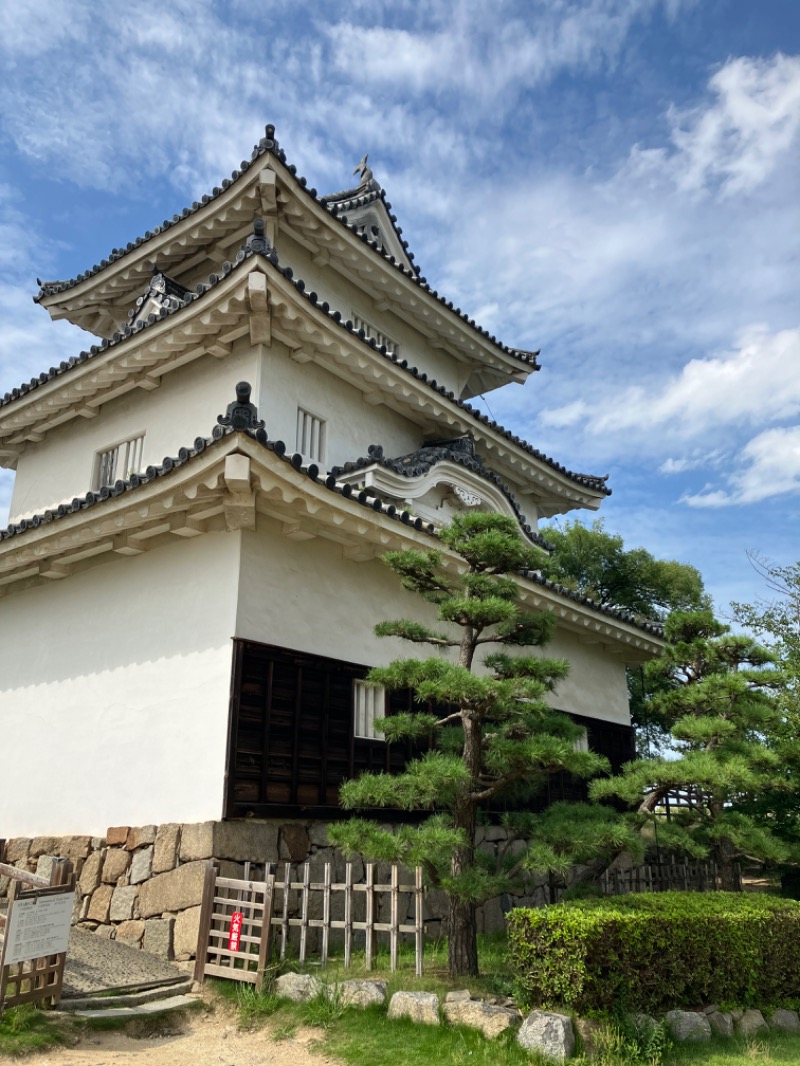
[
  {"x1": 33, "y1": 128, "x2": 538, "y2": 387},
  {"x1": 3, "y1": 245, "x2": 610, "y2": 514},
  {"x1": 0, "y1": 417, "x2": 663, "y2": 660}
]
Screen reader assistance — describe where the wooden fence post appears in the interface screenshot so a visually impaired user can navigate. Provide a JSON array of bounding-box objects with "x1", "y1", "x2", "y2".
[{"x1": 193, "y1": 861, "x2": 218, "y2": 986}]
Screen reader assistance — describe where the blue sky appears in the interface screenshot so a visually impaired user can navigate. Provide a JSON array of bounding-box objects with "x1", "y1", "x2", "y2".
[{"x1": 0, "y1": 0, "x2": 798, "y2": 616}]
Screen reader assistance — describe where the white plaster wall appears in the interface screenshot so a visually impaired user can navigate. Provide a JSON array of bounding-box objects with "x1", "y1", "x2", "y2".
[
  {"x1": 279, "y1": 233, "x2": 469, "y2": 395},
  {"x1": 9, "y1": 342, "x2": 259, "y2": 523},
  {"x1": 0, "y1": 532, "x2": 240, "y2": 836},
  {"x1": 235, "y1": 520, "x2": 630, "y2": 726},
  {"x1": 257, "y1": 338, "x2": 423, "y2": 471}
]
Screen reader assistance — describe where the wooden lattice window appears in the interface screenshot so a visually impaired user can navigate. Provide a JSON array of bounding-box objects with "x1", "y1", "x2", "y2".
[{"x1": 93, "y1": 433, "x2": 145, "y2": 489}]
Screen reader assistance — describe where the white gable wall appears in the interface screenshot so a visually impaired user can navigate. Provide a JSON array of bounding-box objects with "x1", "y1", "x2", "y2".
[
  {"x1": 235, "y1": 517, "x2": 631, "y2": 725},
  {"x1": 256, "y1": 338, "x2": 422, "y2": 469},
  {"x1": 279, "y1": 232, "x2": 473, "y2": 396},
  {"x1": 7, "y1": 342, "x2": 260, "y2": 524},
  {"x1": 0, "y1": 532, "x2": 240, "y2": 835}
]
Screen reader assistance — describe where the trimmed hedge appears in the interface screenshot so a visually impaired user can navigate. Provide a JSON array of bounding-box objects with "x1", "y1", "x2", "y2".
[{"x1": 507, "y1": 892, "x2": 800, "y2": 1015}]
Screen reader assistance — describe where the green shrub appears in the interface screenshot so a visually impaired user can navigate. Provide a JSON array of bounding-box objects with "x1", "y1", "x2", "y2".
[{"x1": 507, "y1": 892, "x2": 800, "y2": 1015}]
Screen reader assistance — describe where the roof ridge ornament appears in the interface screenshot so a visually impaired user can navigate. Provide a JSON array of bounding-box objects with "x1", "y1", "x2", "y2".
[
  {"x1": 353, "y1": 153, "x2": 374, "y2": 189},
  {"x1": 253, "y1": 123, "x2": 279, "y2": 158},
  {"x1": 217, "y1": 382, "x2": 265, "y2": 432},
  {"x1": 244, "y1": 218, "x2": 271, "y2": 256}
]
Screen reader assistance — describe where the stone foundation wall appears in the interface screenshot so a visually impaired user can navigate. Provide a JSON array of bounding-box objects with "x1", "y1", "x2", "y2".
[{"x1": 1, "y1": 820, "x2": 550, "y2": 961}]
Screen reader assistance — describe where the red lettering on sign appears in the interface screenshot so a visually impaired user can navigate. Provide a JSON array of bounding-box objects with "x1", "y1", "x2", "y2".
[{"x1": 228, "y1": 911, "x2": 244, "y2": 952}]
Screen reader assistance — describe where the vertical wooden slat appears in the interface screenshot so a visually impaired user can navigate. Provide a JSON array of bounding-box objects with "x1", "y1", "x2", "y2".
[
  {"x1": 280, "y1": 863, "x2": 291, "y2": 961},
  {"x1": 193, "y1": 861, "x2": 218, "y2": 985},
  {"x1": 321, "y1": 863, "x2": 331, "y2": 967},
  {"x1": 390, "y1": 865, "x2": 399, "y2": 972},
  {"x1": 344, "y1": 862, "x2": 353, "y2": 969},
  {"x1": 365, "y1": 863, "x2": 375, "y2": 971},
  {"x1": 299, "y1": 863, "x2": 310, "y2": 964},
  {"x1": 291, "y1": 665, "x2": 303, "y2": 805},
  {"x1": 262, "y1": 659, "x2": 274, "y2": 803},
  {"x1": 415, "y1": 866, "x2": 423, "y2": 978},
  {"x1": 255, "y1": 875, "x2": 275, "y2": 992}
]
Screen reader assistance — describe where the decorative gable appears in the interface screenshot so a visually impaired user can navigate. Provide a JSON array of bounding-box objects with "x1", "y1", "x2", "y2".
[{"x1": 332, "y1": 437, "x2": 546, "y2": 547}]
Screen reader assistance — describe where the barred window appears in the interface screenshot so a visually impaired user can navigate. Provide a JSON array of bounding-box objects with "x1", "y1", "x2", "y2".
[
  {"x1": 94, "y1": 433, "x2": 145, "y2": 489},
  {"x1": 354, "y1": 680, "x2": 386, "y2": 741},
  {"x1": 296, "y1": 408, "x2": 326, "y2": 463},
  {"x1": 351, "y1": 312, "x2": 400, "y2": 356}
]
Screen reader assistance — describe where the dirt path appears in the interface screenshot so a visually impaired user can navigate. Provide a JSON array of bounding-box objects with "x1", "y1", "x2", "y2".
[{"x1": 0, "y1": 1001, "x2": 340, "y2": 1066}]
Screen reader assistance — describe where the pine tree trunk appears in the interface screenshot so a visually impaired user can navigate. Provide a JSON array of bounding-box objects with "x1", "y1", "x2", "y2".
[
  {"x1": 448, "y1": 895, "x2": 479, "y2": 977},
  {"x1": 715, "y1": 839, "x2": 741, "y2": 892}
]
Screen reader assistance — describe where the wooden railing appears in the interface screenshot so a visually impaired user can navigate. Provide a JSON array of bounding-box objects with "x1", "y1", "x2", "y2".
[
  {"x1": 194, "y1": 860, "x2": 425, "y2": 988},
  {"x1": 0, "y1": 839, "x2": 75, "y2": 1017}
]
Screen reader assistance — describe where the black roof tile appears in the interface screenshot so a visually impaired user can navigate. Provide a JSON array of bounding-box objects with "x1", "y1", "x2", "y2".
[
  {"x1": 8, "y1": 226, "x2": 610, "y2": 496},
  {"x1": 33, "y1": 125, "x2": 539, "y2": 373},
  {"x1": 0, "y1": 387, "x2": 655, "y2": 637}
]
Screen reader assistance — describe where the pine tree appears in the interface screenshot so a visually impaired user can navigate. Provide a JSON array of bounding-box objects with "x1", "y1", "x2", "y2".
[
  {"x1": 591, "y1": 609, "x2": 791, "y2": 889},
  {"x1": 329, "y1": 512, "x2": 636, "y2": 977}
]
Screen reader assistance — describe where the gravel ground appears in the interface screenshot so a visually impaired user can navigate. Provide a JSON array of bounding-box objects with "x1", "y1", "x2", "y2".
[{"x1": 0, "y1": 1001, "x2": 340, "y2": 1066}]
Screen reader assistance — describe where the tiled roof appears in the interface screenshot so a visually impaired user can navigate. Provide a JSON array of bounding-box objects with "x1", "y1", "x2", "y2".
[
  {"x1": 33, "y1": 125, "x2": 540, "y2": 373},
  {"x1": 331, "y1": 437, "x2": 553, "y2": 549},
  {"x1": 0, "y1": 387, "x2": 659, "y2": 639},
  {"x1": 7, "y1": 226, "x2": 610, "y2": 497}
]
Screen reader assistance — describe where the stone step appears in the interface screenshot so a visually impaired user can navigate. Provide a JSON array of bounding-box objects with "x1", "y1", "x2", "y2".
[
  {"x1": 59, "y1": 976, "x2": 194, "y2": 1012},
  {"x1": 62, "y1": 993, "x2": 202, "y2": 1021}
]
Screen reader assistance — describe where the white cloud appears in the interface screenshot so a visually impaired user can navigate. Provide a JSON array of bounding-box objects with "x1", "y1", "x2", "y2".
[
  {"x1": 683, "y1": 426, "x2": 800, "y2": 507},
  {"x1": 553, "y1": 325, "x2": 800, "y2": 437},
  {"x1": 670, "y1": 54, "x2": 800, "y2": 195}
]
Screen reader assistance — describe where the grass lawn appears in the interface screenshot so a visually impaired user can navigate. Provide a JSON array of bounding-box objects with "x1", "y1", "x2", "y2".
[
  {"x1": 0, "y1": 1003, "x2": 66, "y2": 1056},
  {"x1": 210, "y1": 932, "x2": 800, "y2": 1066}
]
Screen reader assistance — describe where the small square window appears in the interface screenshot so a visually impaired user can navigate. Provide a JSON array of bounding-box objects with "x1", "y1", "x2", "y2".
[
  {"x1": 296, "y1": 408, "x2": 326, "y2": 463},
  {"x1": 354, "y1": 679, "x2": 386, "y2": 741},
  {"x1": 93, "y1": 433, "x2": 145, "y2": 489}
]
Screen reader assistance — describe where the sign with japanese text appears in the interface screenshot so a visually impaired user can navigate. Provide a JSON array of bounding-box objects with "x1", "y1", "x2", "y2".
[
  {"x1": 3, "y1": 892, "x2": 74, "y2": 965},
  {"x1": 228, "y1": 911, "x2": 244, "y2": 952}
]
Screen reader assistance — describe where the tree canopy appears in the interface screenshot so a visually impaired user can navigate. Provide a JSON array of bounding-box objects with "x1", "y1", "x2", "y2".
[
  {"x1": 591, "y1": 609, "x2": 793, "y2": 888},
  {"x1": 540, "y1": 518, "x2": 707, "y2": 622},
  {"x1": 329, "y1": 512, "x2": 637, "y2": 977}
]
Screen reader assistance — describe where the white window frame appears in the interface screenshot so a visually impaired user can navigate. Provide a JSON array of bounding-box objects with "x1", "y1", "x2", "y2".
[
  {"x1": 354, "y1": 679, "x2": 387, "y2": 741},
  {"x1": 295, "y1": 407, "x2": 327, "y2": 463},
  {"x1": 93, "y1": 433, "x2": 145, "y2": 489},
  {"x1": 351, "y1": 312, "x2": 400, "y2": 356},
  {"x1": 573, "y1": 728, "x2": 589, "y2": 753}
]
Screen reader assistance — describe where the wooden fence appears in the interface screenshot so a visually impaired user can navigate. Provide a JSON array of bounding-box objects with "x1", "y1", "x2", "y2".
[
  {"x1": 195, "y1": 860, "x2": 425, "y2": 987},
  {"x1": 0, "y1": 840, "x2": 75, "y2": 1017},
  {"x1": 599, "y1": 859, "x2": 740, "y2": 896}
]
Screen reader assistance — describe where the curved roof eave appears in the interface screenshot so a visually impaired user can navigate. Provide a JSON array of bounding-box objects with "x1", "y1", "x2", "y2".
[
  {"x1": 0, "y1": 410, "x2": 660, "y2": 646},
  {"x1": 7, "y1": 236, "x2": 611, "y2": 501},
  {"x1": 34, "y1": 127, "x2": 540, "y2": 375}
]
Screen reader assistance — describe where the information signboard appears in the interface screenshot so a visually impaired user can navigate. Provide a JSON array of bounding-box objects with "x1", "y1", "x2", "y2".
[{"x1": 3, "y1": 892, "x2": 75, "y2": 965}]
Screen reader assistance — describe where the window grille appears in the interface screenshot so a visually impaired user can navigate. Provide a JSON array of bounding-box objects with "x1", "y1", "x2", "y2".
[
  {"x1": 351, "y1": 313, "x2": 400, "y2": 356},
  {"x1": 94, "y1": 434, "x2": 145, "y2": 489},
  {"x1": 295, "y1": 408, "x2": 326, "y2": 463},
  {"x1": 354, "y1": 680, "x2": 386, "y2": 741},
  {"x1": 573, "y1": 728, "x2": 589, "y2": 753}
]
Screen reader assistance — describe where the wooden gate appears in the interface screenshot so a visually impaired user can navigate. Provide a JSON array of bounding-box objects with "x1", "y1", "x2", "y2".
[
  {"x1": 0, "y1": 841, "x2": 75, "y2": 1017},
  {"x1": 193, "y1": 862, "x2": 275, "y2": 990}
]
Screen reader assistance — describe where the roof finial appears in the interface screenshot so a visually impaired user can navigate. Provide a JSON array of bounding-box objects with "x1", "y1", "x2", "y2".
[
  {"x1": 353, "y1": 153, "x2": 373, "y2": 188},
  {"x1": 244, "y1": 218, "x2": 270, "y2": 256},
  {"x1": 217, "y1": 382, "x2": 265, "y2": 432}
]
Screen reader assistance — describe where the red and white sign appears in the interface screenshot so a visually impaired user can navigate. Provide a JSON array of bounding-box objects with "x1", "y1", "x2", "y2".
[{"x1": 228, "y1": 911, "x2": 244, "y2": 952}]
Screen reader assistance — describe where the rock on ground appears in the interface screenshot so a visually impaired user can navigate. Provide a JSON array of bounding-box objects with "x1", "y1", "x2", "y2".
[
  {"x1": 336, "y1": 979, "x2": 387, "y2": 1008},
  {"x1": 665, "y1": 1010, "x2": 712, "y2": 1042},
  {"x1": 387, "y1": 990, "x2": 440, "y2": 1025},
  {"x1": 770, "y1": 1009, "x2": 800, "y2": 1032},
  {"x1": 274, "y1": 972, "x2": 325, "y2": 1002},
  {"x1": 517, "y1": 1010, "x2": 576, "y2": 1062},
  {"x1": 443, "y1": 997, "x2": 521, "y2": 1038},
  {"x1": 737, "y1": 1009, "x2": 768, "y2": 1036}
]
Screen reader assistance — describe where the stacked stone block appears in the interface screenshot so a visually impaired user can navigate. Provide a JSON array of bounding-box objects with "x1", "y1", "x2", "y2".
[{"x1": 2, "y1": 818, "x2": 551, "y2": 961}]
